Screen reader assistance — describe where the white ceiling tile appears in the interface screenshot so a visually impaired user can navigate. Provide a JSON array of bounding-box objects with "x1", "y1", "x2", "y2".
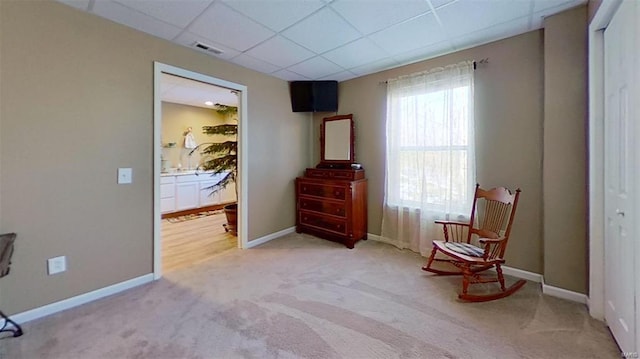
[
  {"x1": 113, "y1": 0, "x2": 212, "y2": 28},
  {"x1": 286, "y1": 56, "x2": 344, "y2": 80},
  {"x1": 429, "y1": 0, "x2": 457, "y2": 9},
  {"x1": 436, "y1": 0, "x2": 531, "y2": 39},
  {"x1": 92, "y1": 1, "x2": 183, "y2": 40},
  {"x1": 56, "y1": 0, "x2": 588, "y2": 83},
  {"x1": 392, "y1": 40, "x2": 454, "y2": 67},
  {"x1": 55, "y1": 0, "x2": 91, "y2": 11},
  {"x1": 323, "y1": 38, "x2": 389, "y2": 69},
  {"x1": 451, "y1": 17, "x2": 530, "y2": 51},
  {"x1": 330, "y1": 0, "x2": 431, "y2": 35},
  {"x1": 245, "y1": 36, "x2": 315, "y2": 68},
  {"x1": 282, "y1": 7, "x2": 360, "y2": 53},
  {"x1": 230, "y1": 54, "x2": 281, "y2": 74},
  {"x1": 271, "y1": 69, "x2": 311, "y2": 81},
  {"x1": 174, "y1": 32, "x2": 241, "y2": 60},
  {"x1": 349, "y1": 57, "x2": 400, "y2": 77},
  {"x1": 369, "y1": 13, "x2": 445, "y2": 56},
  {"x1": 188, "y1": 2, "x2": 275, "y2": 51},
  {"x1": 319, "y1": 70, "x2": 357, "y2": 82},
  {"x1": 532, "y1": 0, "x2": 585, "y2": 14},
  {"x1": 221, "y1": 0, "x2": 325, "y2": 32}
]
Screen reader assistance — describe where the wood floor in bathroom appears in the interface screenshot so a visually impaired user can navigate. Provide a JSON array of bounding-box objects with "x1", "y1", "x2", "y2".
[{"x1": 162, "y1": 213, "x2": 237, "y2": 272}]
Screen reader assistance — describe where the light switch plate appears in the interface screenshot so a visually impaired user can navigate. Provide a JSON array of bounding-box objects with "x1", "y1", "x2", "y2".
[
  {"x1": 48, "y1": 256, "x2": 66, "y2": 275},
  {"x1": 118, "y1": 168, "x2": 132, "y2": 184}
]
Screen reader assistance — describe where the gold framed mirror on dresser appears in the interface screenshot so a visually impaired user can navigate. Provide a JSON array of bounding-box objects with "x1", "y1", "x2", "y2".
[{"x1": 295, "y1": 114, "x2": 368, "y2": 249}]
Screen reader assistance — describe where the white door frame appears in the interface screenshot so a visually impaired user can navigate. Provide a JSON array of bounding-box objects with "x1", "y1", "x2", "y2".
[
  {"x1": 152, "y1": 62, "x2": 248, "y2": 279},
  {"x1": 588, "y1": 0, "x2": 621, "y2": 322},
  {"x1": 590, "y1": 2, "x2": 640, "y2": 349}
]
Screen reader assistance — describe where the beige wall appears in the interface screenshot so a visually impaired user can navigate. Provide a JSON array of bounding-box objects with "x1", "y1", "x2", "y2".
[
  {"x1": 161, "y1": 102, "x2": 227, "y2": 171},
  {"x1": 0, "y1": 1, "x2": 310, "y2": 314},
  {"x1": 543, "y1": 6, "x2": 588, "y2": 293},
  {"x1": 315, "y1": 30, "x2": 545, "y2": 274}
]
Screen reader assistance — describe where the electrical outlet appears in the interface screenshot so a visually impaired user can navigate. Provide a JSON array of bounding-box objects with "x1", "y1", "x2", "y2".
[
  {"x1": 118, "y1": 168, "x2": 132, "y2": 184},
  {"x1": 48, "y1": 256, "x2": 66, "y2": 275}
]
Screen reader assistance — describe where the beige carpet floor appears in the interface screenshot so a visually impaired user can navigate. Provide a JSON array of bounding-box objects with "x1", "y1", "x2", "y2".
[{"x1": 1, "y1": 233, "x2": 619, "y2": 358}]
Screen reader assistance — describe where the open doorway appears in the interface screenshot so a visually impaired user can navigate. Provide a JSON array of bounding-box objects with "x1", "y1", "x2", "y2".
[{"x1": 153, "y1": 62, "x2": 248, "y2": 279}]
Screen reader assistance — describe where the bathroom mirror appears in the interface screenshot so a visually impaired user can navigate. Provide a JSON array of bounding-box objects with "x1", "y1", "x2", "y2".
[{"x1": 319, "y1": 114, "x2": 355, "y2": 168}]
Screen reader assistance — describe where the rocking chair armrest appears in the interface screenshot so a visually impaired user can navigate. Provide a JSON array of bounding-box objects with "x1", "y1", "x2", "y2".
[
  {"x1": 478, "y1": 237, "x2": 505, "y2": 245},
  {"x1": 478, "y1": 237, "x2": 506, "y2": 260},
  {"x1": 434, "y1": 220, "x2": 469, "y2": 227},
  {"x1": 435, "y1": 220, "x2": 469, "y2": 242}
]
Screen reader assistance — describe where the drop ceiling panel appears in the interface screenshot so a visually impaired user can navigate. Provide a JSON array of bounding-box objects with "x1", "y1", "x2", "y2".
[
  {"x1": 323, "y1": 38, "x2": 390, "y2": 69},
  {"x1": 56, "y1": 0, "x2": 589, "y2": 82},
  {"x1": 349, "y1": 57, "x2": 400, "y2": 77},
  {"x1": 392, "y1": 40, "x2": 455, "y2": 67},
  {"x1": 282, "y1": 8, "x2": 360, "y2": 54},
  {"x1": 531, "y1": 0, "x2": 585, "y2": 27},
  {"x1": 319, "y1": 70, "x2": 357, "y2": 82},
  {"x1": 245, "y1": 36, "x2": 315, "y2": 68},
  {"x1": 436, "y1": 0, "x2": 531, "y2": 39},
  {"x1": 173, "y1": 32, "x2": 241, "y2": 60},
  {"x1": 113, "y1": 0, "x2": 213, "y2": 28},
  {"x1": 532, "y1": 0, "x2": 581, "y2": 14},
  {"x1": 271, "y1": 69, "x2": 311, "y2": 82},
  {"x1": 369, "y1": 13, "x2": 446, "y2": 56},
  {"x1": 222, "y1": 0, "x2": 325, "y2": 32},
  {"x1": 230, "y1": 54, "x2": 280, "y2": 74},
  {"x1": 430, "y1": 0, "x2": 458, "y2": 8},
  {"x1": 330, "y1": 0, "x2": 431, "y2": 35},
  {"x1": 451, "y1": 17, "x2": 531, "y2": 51},
  {"x1": 188, "y1": 2, "x2": 275, "y2": 51},
  {"x1": 93, "y1": 1, "x2": 183, "y2": 40},
  {"x1": 287, "y1": 56, "x2": 344, "y2": 80},
  {"x1": 57, "y1": 0, "x2": 90, "y2": 10}
]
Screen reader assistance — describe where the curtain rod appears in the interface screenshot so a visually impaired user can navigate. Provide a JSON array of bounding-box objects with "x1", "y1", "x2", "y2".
[
  {"x1": 379, "y1": 58, "x2": 489, "y2": 85},
  {"x1": 473, "y1": 57, "x2": 489, "y2": 70}
]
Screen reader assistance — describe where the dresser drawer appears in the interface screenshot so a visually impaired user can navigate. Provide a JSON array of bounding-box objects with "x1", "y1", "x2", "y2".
[
  {"x1": 299, "y1": 182, "x2": 346, "y2": 200},
  {"x1": 299, "y1": 198, "x2": 346, "y2": 217},
  {"x1": 305, "y1": 168, "x2": 364, "y2": 180},
  {"x1": 299, "y1": 212, "x2": 347, "y2": 235}
]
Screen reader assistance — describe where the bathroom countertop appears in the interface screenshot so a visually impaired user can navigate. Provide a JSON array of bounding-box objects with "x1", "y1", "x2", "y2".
[{"x1": 160, "y1": 170, "x2": 214, "y2": 177}]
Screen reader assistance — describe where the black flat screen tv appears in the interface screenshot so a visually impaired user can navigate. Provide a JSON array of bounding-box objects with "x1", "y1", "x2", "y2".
[{"x1": 290, "y1": 80, "x2": 338, "y2": 112}]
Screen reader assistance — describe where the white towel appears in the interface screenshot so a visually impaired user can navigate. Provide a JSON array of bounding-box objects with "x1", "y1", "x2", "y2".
[{"x1": 184, "y1": 132, "x2": 197, "y2": 149}]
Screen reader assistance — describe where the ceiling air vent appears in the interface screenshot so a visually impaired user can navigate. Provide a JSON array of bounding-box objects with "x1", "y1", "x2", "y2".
[{"x1": 193, "y1": 41, "x2": 224, "y2": 55}]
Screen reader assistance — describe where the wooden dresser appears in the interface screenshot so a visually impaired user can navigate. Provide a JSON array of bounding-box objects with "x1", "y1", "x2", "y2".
[{"x1": 295, "y1": 168, "x2": 367, "y2": 248}]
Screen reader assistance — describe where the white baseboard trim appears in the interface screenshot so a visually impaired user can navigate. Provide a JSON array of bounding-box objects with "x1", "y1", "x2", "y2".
[
  {"x1": 500, "y1": 266, "x2": 543, "y2": 283},
  {"x1": 12, "y1": 273, "x2": 154, "y2": 324},
  {"x1": 368, "y1": 234, "x2": 590, "y2": 303},
  {"x1": 246, "y1": 226, "x2": 296, "y2": 248},
  {"x1": 542, "y1": 281, "x2": 588, "y2": 304}
]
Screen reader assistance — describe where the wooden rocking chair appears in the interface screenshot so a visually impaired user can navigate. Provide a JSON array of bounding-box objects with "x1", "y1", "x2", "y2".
[
  {"x1": 422, "y1": 184, "x2": 524, "y2": 302},
  {"x1": 0, "y1": 232, "x2": 23, "y2": 337}
]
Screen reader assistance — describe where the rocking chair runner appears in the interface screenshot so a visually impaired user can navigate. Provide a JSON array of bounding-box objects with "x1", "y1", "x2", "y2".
[
  {"x1": 0, "y1": 232, "x2": 23, "y2": 337},
  {"x1": 422, "y1": 184, "x2": 524, "y2": 302}
]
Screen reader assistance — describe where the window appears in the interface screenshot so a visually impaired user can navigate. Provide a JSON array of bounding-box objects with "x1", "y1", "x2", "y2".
[{"x1": 385, "y1": 61, "x2": 475, "y2": 216}]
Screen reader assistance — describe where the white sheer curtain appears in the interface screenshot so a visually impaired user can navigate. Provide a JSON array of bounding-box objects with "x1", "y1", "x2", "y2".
[{"x1": 381, "y1": 61, "x2": 475, "y2": 256}]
